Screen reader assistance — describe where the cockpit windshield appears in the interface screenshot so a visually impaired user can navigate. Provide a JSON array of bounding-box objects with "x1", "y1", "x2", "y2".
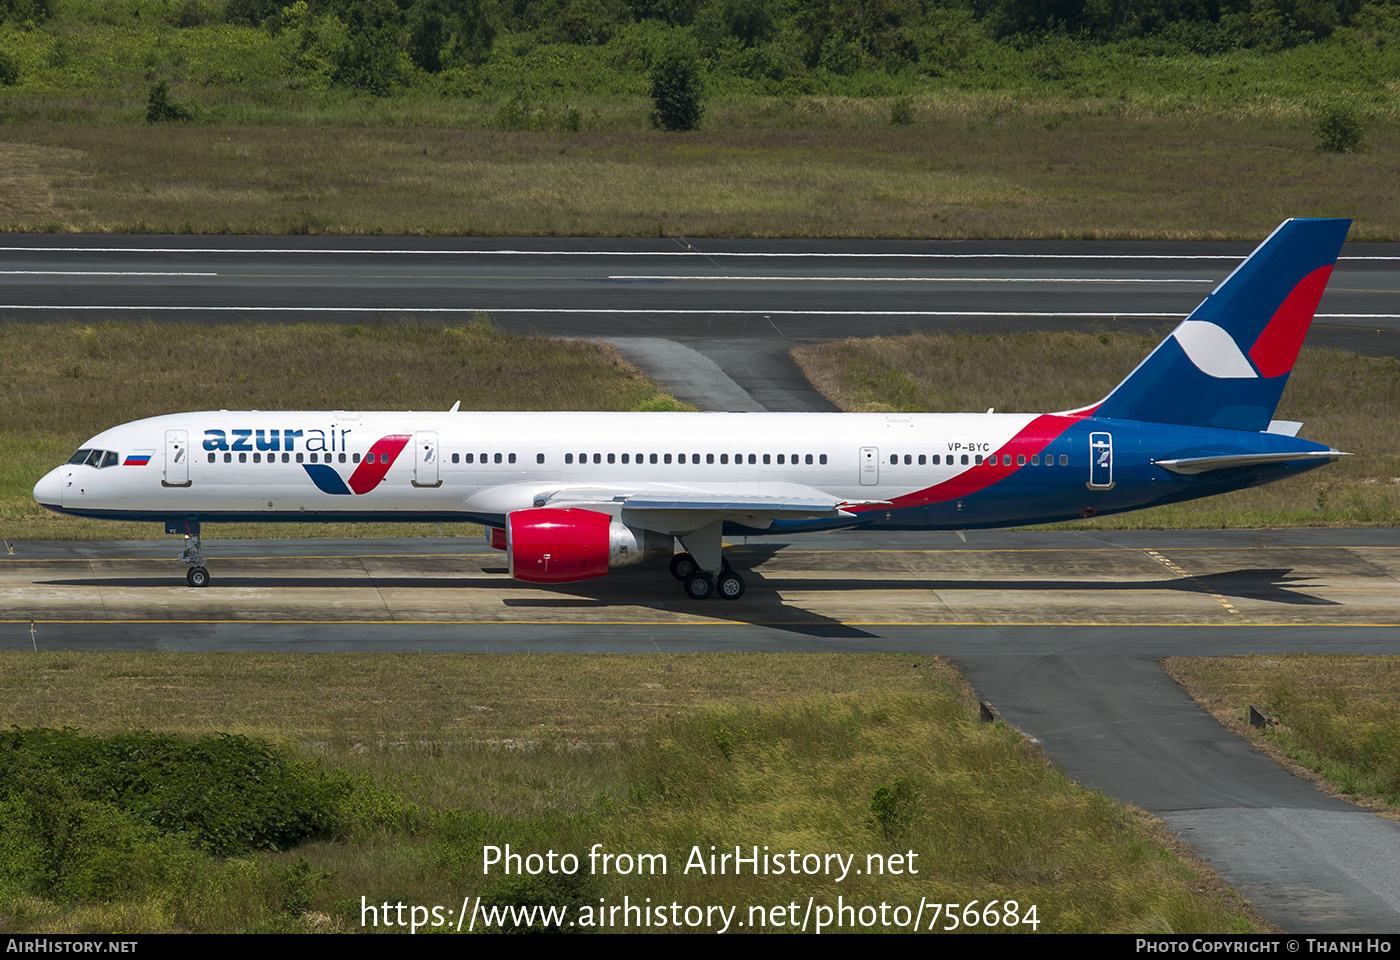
[{"x1": 66, "y1": 448, "x2": 120, "y2": 468}]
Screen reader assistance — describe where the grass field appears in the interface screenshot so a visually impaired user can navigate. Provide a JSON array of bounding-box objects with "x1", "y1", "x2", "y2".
[
  {"x1": 1166, "y1": 656, "x2": 1400, "y2": 813},
  {"x1": 792, "y1": 331, "x2": 1400, "y2": 528},
  {"x1": 0, "y1": 112, "x2": 1387, "y2": 239},
  {"x1": 0, "y1": 651, "x2": 1266, "y2": 934},
  {"x1": 0, "y1": 318, "x2": 690, "y2": 540}
]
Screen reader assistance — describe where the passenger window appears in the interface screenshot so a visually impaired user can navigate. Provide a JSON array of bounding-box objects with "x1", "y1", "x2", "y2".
[
  {"x1": 890, "y1": 454, "x2": 898, "y2": 465},
  {"x1": 295, "y1": 453, "x2": 303, "y2": 463},
  {"x1": 763, "y1": 454, "x2": 771, "y2": 465},
  {"x1": 225, "y1": 453, "x2": 232, "y2": 463},
  {"x1": 677, "y1": 454, "x2": 686, "y2": 464},
  {"x1": 239, "y1": 453, "x2": 247, "y2": 463},
  {"x1": 721, "y1": 454, "x2": 729, "y2": 464},
  {"x1": 1059, "y1": 454, "x2": 1068, "y2": 466},
  {"x1": 494, "y1": 453, "x2": 502, "y2": 464},
  {"x1": 650, "y1": 454, "x2": 658, "y2": 464},
  {"x1": 464, "y1": 453, "x2": 474, "y2": 464},
  {"x1": 208, "y1": 453, "x2": 216, "y2": 464},
  {"x1": 509, "y1": 453, "x2": 516, "y2": 464},
  {"x1": 777, "y1": 454, "x2": 785, "y2": 465},
  {"x1": 607, "y1": 453, "x2": 615, "y2": 464},
  {"x1": 537, "y1": 453, "x2": 545, "y2": 464},
  {"x1": 960, "y1": 455, "x2": 968, "y2": 465},
  {"x1": 340, "y1": 453, "x2": 348, "y2": 463},
  {"x1": 353, "y1": 453, "x2": 361, "y2": 463},
  {"x1": 707, "y1": 453, "x2": 714, "y2": 464},
  {"x1": 282, "y1": 453, "x2": 289, "y2": 463},
  {"x1": 819, "y1": 454, "x2": 827, "y2": 465},
  {"x1": 975, "y1": 455, "x2": 983, "y2": 465},
  {"x1": 805, "y1": 454, "x2": 813, "y2": 465},
  {"x1": 664, "y1": 454, "x2": 672, "y2": 464},
  {"x1": 452, "y1": 453, "x2": 460, "y2": 463},
  {"x1": 622, "y1": 453, "x2": 630, "y2": 464},
  {"x1": 254, "y1": 453, "x2": 262, "y2": 463},
  {"x1": 1031, "y1": 454, "x2": 1040, "y2": 465},
  {"x1": 565, "y1": 454, "x2": 573, "y2": 464},
  {"x1": 749, "y1": 454, "x2": 757, "y2": 465}
]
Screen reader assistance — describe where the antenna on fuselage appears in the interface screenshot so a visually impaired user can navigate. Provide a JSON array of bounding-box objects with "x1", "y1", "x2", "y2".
[{"x1": 449, "y1": 401, "x2": 461, "y2": 413}]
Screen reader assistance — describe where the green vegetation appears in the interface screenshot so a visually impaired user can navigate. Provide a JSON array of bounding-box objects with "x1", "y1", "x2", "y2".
[
  {"x1": 792, "y1": 331, "x2": 1400, "y2": 528},
  {"x1": 649, "y1": 31, "x2": 705, "y2": 130},
  {"x1": 0, "y1": 652, "x2": 1264, "y2": 933},
  {"x1": 0, "y1": 0, "x2": 1396, "y2": 237},
  {"x1": 1167, "y1": 656, "x2": 1400, "y2": 810},
  {"x1": 1315, "y1": 100, "x2": 1370, "y2": 152},
  {"x1": 0, "y1": 318, "x2": 689, "y2": 540}
]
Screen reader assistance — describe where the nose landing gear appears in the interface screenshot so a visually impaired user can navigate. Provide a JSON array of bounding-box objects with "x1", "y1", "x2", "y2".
[{"x1": 170, "y1": 521, "x2": 210, "y2": 587}]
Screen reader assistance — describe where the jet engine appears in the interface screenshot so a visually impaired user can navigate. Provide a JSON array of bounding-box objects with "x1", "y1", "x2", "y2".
[{"x1": 506, "y1": 507, "x2": 671, "y2": 583}]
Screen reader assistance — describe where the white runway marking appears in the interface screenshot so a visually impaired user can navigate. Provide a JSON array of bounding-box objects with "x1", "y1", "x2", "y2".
[
  {"x1": 3, "y1": 305, "x2": 1399, "y2": 319},
  {"x1": 0, "y1": 245, "x2": 1395, "y2": 261},
  {"x1": 606, "y1": 275, "x2": 1214, "y2": 283}
]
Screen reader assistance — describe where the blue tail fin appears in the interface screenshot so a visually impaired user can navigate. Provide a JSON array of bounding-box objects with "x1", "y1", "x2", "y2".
[{"x1": 1092, "y1": 218, "x2": 1350, "y2": 431}]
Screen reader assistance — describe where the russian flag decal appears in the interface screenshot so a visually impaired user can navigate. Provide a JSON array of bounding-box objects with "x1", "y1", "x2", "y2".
[{"x1": 123, "y1": 450, "x2": 154, "y2": 466}]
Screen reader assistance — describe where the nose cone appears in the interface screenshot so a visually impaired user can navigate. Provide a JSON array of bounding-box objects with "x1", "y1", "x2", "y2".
[{"x1": 33, "y1": 468, "x2": 64, "y2": 510}]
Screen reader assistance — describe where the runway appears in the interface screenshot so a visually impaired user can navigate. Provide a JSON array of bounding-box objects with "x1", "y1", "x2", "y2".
[{"x1": 2, "y1": 234, "x2": 1400, "y2": 356}]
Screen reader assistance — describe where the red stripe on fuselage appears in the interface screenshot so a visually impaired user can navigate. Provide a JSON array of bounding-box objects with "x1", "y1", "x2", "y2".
[
  {"x1": 1248, "y1": 265, "x2": 1332, "y2": 378},
  {"x1": 347, "y1": 434, "x2": 411, "y2": 495},
  {"x1": 851, "y1": 412, "x2": 1089, "y2": 511}
]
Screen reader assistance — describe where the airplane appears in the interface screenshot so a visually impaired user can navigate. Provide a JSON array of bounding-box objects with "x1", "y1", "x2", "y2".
[{"x1": 32, "y1": 218, "x2": 1352, "y2": 600}]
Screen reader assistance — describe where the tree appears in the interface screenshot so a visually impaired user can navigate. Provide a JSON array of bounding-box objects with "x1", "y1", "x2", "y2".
[{"x1": 649, "y1": 36, "x2": 705, "y2": 131}]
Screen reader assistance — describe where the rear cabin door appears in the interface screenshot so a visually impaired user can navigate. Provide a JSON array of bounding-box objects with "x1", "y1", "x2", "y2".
[{"x1": 860, "y1": 446, "x2": 880, "y2": 485}]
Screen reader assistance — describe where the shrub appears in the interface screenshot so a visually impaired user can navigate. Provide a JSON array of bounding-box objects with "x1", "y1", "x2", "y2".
[
  {"x1": 0, "y1": 50, "x2": 19, "y2": 87},
  {"x1": 0, "y1": 728, "x2": 348, "y2": 856},
  {"x1": 1315, "y1": 102, "x2": 1369, "y2": 153},
  {"x1": 650, "y1": 36, "x2": 705, "y2": 131},
  {"x1": 890, "y1": 95, "x2": 914, "y2": 126},
  {"x1": 146, "y1": 81, "x2": 193, "y2": 123}
]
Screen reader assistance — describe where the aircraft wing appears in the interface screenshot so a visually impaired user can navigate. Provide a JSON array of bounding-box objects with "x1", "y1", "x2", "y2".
[
  {"x1": 1154, "y1": 450, "x2": 1348, "y2": 475},
  {"x1": 537, "y1": 482, "x2": 887, "y2": 523}
]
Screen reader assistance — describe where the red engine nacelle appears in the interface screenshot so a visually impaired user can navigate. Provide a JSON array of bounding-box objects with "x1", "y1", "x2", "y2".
[{"x1": 505, "y1": 508, "x2": 668, "y2": 583}]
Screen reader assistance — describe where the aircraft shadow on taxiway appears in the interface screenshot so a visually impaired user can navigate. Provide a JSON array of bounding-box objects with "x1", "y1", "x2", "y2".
[{"x1": 38, "y1": 547, "x2": 1338, "y2": 640}]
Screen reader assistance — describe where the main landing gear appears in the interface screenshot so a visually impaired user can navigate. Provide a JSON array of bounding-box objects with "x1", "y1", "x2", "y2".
[
  {"x1": 179, "y1": 533, "x2": 211, "y2": 588},
  {"x1": 669, "y1": 540, "x2": 745, "y2": 601}
]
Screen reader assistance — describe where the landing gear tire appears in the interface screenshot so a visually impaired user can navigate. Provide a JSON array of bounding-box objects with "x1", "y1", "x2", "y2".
[
  {"x1": 186, "y1": 566, "x2": 210, "y2": 588},
  {"x1": 683, "y1": 571, "x2": 715, "y2": 600},
  {"x1": 671, "y1": 553, "x2": 730, "y2": 581},
  {"x1": 716, "y1": 571, "x2": 746, "y2": 600},
  {"x1": 670, "y1": 552, "x2": 697, "y2": 581}
]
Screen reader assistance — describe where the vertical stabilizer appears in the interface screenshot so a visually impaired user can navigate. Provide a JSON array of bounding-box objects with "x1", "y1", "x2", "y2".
[{"x1": 1092, "y1": 218, "x2": 1350, "y2": 431}]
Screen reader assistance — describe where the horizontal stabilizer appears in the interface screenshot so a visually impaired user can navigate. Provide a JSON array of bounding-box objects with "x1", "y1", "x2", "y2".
[{"x1": 1154, "y1": 450, "x2": 1347, "y2": 475}]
